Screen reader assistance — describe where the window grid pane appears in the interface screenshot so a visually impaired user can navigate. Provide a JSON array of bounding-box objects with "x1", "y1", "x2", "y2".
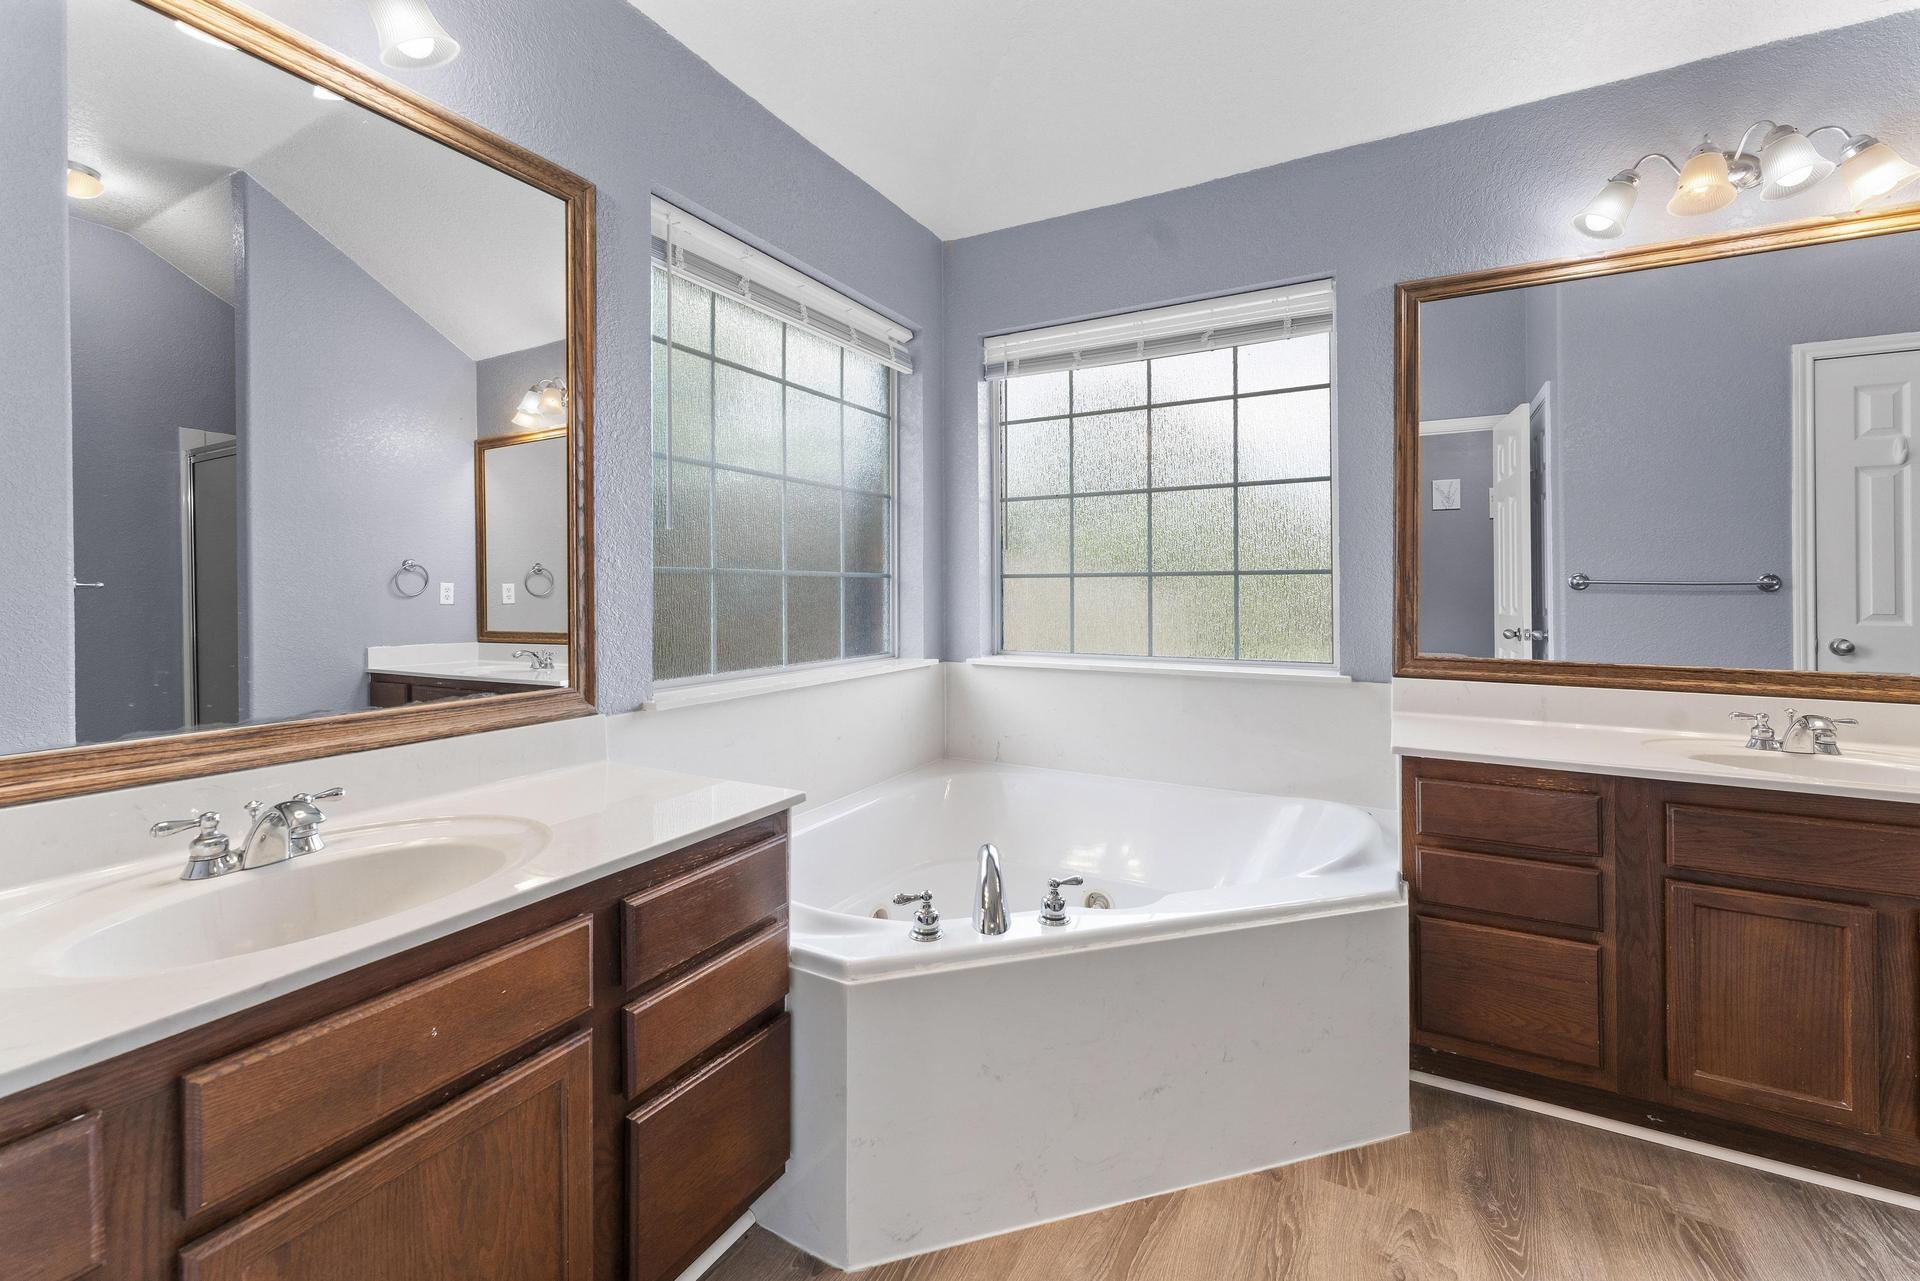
[
  {"x1": 997, "y1": 333, "x2": 1332, "y2": 665},
  {"x1": 652, "y1": 265, "x2": 894, "y2": 682}
]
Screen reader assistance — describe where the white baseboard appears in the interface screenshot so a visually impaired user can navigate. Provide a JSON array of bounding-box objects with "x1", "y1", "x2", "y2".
[
  {"x1": 1412, "y1": 1070, "x2": 1920, "y2": 1212},
  {"x1": 671, "y1": 1213, "x2": 755, "y2": 1281}
]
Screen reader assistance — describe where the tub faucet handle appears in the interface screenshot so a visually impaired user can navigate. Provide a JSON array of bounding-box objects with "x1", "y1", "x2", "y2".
[
  {"x1": 891, "y1": 890, "x2": 942, "y2": 942},
  {"x1": 1039, "y1": 875, "x2": 1086, "y2": 927}
]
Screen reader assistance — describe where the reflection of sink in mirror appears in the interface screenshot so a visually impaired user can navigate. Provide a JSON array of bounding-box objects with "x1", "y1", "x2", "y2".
[
  {"x1": 1639, "y1": 736, "x2": 1920, "y2": 787},
  {"x1": 1412, "y1": 230, "x2": 1920, "y2": 677},
  {"x1": 40, "y1": 817, "x2": 548, "y2": 979}
]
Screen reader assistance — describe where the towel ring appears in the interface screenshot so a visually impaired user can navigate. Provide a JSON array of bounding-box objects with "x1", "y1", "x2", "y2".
[
  {"x1": 393, "y1": 558, "x2": 430, "y2": 598},
  {"x1": 524, "y1": 562, "x2": 556, "y2": 599}
]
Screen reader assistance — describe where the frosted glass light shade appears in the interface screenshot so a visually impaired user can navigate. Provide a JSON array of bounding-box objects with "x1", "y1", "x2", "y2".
[
  {"x1": 1573, "y1": 176, "x2": 1637, "y2": 238},
  {"x1": 66, "y1": 163, "x2": 104, "y2": 200},
  {"x1": 511, "y1": 382, "x2": 567, "y2": 429},
  {"x1": 1667, "y1": 147, "x2": 1737, "y2": 215},
  {"x1": 1758, "y1": 127, "x2": 1834, "y2": 199},
  {"x1": 1839, "y1": 138, "x2": 1920, "y2": 209},
  {"x1": 365, "y1": 0, "x2": 460, "y2": 69}
]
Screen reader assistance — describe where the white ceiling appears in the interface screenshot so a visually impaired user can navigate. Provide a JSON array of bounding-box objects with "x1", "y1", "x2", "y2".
[
  {"x1": 67, "y1": 0, "x2": 566, "y2": 360},
  {"x1": 630, "y1": 0, "x2": 1920, "y2": 240}
]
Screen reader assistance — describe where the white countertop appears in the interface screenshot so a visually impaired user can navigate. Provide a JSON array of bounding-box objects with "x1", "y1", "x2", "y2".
[
  {"x1": 1392, "y1": 678, "x2": 1920, "y2": 804},
  {"x1": 366, "y1": 658, "x2": 568, "y2": 686},
  {"x1": 0, "y1": 763, "x2": 801, "y2": 1100}
]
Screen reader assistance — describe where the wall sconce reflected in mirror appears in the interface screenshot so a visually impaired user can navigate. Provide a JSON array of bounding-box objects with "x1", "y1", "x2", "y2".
[
  {"x1": 1574, "y1": 120, "x2": 1920, "y2": 238},
  {"x1": 365, "y1": 0, "x2": 462, "y2": 69},
  {"x1": 511, "y1": 380, "x2": 568, "y2": 430},
  {"x1": 66, "y1": 162, "x2": 104, "y2": 200}
]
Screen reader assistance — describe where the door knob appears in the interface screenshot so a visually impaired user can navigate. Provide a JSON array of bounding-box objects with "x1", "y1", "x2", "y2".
[
  {"x1": 1829, "y1": 637, "x2": 1857, "y2": 656},
  {"x1": 1502, "y1": 627, "x2": 1548, "y2": 643}
]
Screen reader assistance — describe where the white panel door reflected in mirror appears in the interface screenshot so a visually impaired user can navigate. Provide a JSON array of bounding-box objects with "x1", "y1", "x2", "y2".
[{"x1": 1414, "y1": 230, "x2": 1920, "y2": 674}]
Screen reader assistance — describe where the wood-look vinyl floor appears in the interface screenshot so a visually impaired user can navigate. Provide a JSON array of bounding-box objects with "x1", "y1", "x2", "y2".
[{"x1": 708, "y1": 1085, "x2": 1920, "y2": 1280}]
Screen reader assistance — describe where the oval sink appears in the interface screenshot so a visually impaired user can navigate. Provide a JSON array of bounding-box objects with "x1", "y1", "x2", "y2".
[
  {"x1": 1640, "y1": 737, "x2": 1920, "y2": 790},
  {"x1": 41, "y1": 816, "x2": 548, "y2": 979}
]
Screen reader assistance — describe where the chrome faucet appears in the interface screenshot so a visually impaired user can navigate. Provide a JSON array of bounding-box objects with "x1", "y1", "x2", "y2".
[
  {"x1": 1729, "y1": 711, "x2": 1781, "y2": 751},
  {"x1": 240, "y1": 788, "x2": 346, "y2": 868},
  {"x1": 510, "y1": 649, "x2": 556, "y2": 671},
  {"x1": 891, "y1": 890, "x2": 943, "y2": 942},
  {"x1": 1038, "y1": 875, "x2": 1085, "y2": 927},
  {"x1": 152, "y1": 811, "x2": 243, "y2": 881},
  {"x1": 974, "y1": 842, "x2": 1009, "y2": 935},
  {"x1": 1780, "y1": 708, "x2": 1857, "y2": 756}
]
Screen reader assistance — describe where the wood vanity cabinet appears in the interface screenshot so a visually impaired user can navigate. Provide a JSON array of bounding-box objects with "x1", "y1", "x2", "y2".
[
  {"x1": 1405, "y1": 755, "x2": 1920, "y2": 1190},
  {"x1": 0, "y1": 813, "x2": 792, "y2": 1281},
  {"x1": 368, "y1": 672, "x2": 551, "y2": 706}
]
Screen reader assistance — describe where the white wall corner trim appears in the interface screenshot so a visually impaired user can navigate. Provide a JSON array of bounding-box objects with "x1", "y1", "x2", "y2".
[{"x1": 1418, "y1": 414, "x2": 1505, "y2": 436}]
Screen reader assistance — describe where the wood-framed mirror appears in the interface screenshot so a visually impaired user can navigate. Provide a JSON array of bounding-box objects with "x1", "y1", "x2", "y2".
[
  {"x1": 0, "y1": 0, "x2": 596, "y2": 807},
  {"x1": 475, "y1": 427, "x2": 570, "y2": 646},
  {"x1": 1397, "y1": 201, "x2": 1920, "y2": 702}
]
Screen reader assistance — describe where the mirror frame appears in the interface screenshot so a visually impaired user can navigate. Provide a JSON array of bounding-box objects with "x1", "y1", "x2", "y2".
[
  {"x1": 1395, "y1": 198, "x2": 1920, "y2": 701},
  {"x1": 0, "y1": 0, "x2": 598, "y2": 807},
  {"x1": 475, "y1": 427, "x2": 570, "y2": 646}
]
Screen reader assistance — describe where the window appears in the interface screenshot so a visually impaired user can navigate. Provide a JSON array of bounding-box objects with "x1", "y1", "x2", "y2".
[
  {"x1": 650, "y1": 225, "x2": 905, "y2": 681},
  {"x1": 990, "y1": 283, "x2": 1335, "y2": 664}
]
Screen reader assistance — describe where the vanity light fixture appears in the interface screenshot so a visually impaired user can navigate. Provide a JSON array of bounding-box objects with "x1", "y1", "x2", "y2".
[
  {"x1": 66, "y1": 162, "x2": 104, "y2": 200},
  {"x1": 1573, "y1": 120, "x2": 1920, "y2": 238},
  {"x1": 511, "y1": 380, "x2": 568, "y2": 430},
  {"x1": 365, "y1": 0, "x2": 461, "y2": 70},
  {"x1": 172, "y1": 18, "x2": 236, "y2": 50}
]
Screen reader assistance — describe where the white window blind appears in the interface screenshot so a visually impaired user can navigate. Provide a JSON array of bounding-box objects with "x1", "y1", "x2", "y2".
[
  {"x1": 652, "y1": 200, "x2": 913, "y2": 374},
  {"x1": 983, "y1": 280, "x2": 1333, "y2": 380}
]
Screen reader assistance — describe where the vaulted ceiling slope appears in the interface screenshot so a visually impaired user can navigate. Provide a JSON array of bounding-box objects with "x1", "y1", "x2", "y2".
[{"x1": 630, "y1": 0, "x2": 1920, "y2": 240}]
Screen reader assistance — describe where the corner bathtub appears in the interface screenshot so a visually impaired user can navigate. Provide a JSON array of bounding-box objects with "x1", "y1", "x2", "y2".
[{"x1": 754, "y1": 761, "x2": 1410, "y2": 1269}]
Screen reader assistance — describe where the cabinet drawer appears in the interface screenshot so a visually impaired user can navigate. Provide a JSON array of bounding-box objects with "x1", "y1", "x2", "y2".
[
  {"x1": 1667, "y1": 803, "x2": 1920, "y2": 897},
  {"x1": 0, "y1": 1114, "x2": 104, "y2": 1281},
  {"x1": 629, "y1": 1014, "x2": 791, "y2": 1281},
  {"x1": 183, "y1": 917, "x2": 592, "y2": 1213},
  {"x1": 1414, "y1": 777, "x2": 1601, "y2": 855},
  {"x1": 625, "y1": 923, "x2": 788, "y2": 1098},
  {"x1": 623, "y1": 837, "x2": 786, "y2": 990},
  {"x1": 1413, "y1": 846, "x2": 1603, "y2": 931},
  {"x1": 1416, "y1": 916, "x2": 1603, "y2": 1070}
]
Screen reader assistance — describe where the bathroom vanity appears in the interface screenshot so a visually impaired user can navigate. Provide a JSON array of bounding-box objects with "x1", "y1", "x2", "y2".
[
  {"x1": 1404, "y1": 750, "x2": 1920, "y2": 1190},
  {"x1": 0, "y1": 807, "x2": 792, "y2": 1281}
]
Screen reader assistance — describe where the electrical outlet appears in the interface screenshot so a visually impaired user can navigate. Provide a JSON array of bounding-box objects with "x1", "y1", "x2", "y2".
[
  {"x1": 501, "y1": 583, "x2": 516, "y2": 605},
  {"x1": 438, "y1": 581, "x2": 455, "y2": 605}
]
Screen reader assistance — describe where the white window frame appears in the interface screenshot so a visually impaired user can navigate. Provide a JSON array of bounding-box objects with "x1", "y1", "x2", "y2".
[{"x1": 987, "y1": 287, "x2": 1339, "y2": 672}]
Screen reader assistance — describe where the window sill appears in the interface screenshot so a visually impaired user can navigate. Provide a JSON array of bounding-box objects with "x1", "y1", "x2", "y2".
[
  {"x1": 643, "y1": 658, "x2": 937, "y2": 711},
  {"x1": 967, "y1": 655, "x2": 1350, "y2": 683}
]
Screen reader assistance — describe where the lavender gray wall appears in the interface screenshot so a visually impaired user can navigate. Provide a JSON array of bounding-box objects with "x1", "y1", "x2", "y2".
[
  {"x1": 941, "y1": 11, "x2": 1920, "y2": 680},
  {"x1": 235, "y1": 175, "x2": 477, "y2": 720},
  {"x1": 1419, "y1": 290, "x2": 1525, "y2": 422},
  {"x1": 1417, "y1": 432, "x2": 1494, "y2": 658},
  {"x1": 68, "y1": 215, "x2": 235, "y2": 742},
  {"x1": 0, "y1": 0, "x2": 75, "y2": 754},
  {"x1": 236, "y1": 0, "x2": 945, "y2": 706}
]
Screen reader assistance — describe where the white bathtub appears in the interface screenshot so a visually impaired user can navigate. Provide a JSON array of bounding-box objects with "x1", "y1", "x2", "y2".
[{"x1": 755, "y1": 761, "x2": 1410, "y2": 1268}]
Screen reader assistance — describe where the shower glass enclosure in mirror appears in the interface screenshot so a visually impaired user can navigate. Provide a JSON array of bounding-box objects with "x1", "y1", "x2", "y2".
[
  {"x1": 16, "y1": 0, "x2": 573, "y2": 757},
  {"x1": 1412, "y1": 226, "x2": 1920, "y2": 676}
]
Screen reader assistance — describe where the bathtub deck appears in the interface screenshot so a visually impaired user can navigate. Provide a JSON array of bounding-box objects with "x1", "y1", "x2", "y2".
[{"x1": 714, "y1": 1085, "x2": 1920, "y2": 1280}]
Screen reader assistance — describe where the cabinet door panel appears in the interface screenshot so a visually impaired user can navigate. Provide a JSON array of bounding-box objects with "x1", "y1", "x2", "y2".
[
  {"x1": 1415, "y1": 916, "x2": 1604, "y2": 1071},
  {"x1": 180, "y1": 1033, "x2": 593, "y2": 1281},
  {"x1": 0, "y1": 1114, "x2": 104, "y2": 1281},
  {"x1": 1666, "y1": 883, "x2": 1879, "y2": 1134}
]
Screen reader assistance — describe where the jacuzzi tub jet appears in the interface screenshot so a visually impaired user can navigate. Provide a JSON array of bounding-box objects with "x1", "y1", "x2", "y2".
[{"x1": 1084, "y1": 890, "x2": 1112, "y2": 909}]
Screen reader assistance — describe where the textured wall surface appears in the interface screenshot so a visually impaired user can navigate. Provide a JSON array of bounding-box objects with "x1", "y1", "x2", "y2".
[
  {"x1": 236, "y1": 175, "x2": 478, "y2": 720},
  {"x1": 68, "y1": 216, "x2": 236, "y2": 742},
  {"x1": 941, "y1": 11, "x2": 1920, "y2": 680},
  {"x1": 230, "y1": 0, "x2": 945, "y2": 708},
  {"x1": 0, "y1": 0, "x2": 75, "y2": 754}
]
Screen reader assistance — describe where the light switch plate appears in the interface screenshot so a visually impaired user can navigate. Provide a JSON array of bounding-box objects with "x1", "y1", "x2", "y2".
[
  {"x1": 1431, "y1": 478, "x2": 1461, "y2": 511},
  {"x1": 502, "y1": 583, "x2": 516, "y2": 605},
  {"x1": 438, "y1": 581, "x2": 455, "y2": 605}
]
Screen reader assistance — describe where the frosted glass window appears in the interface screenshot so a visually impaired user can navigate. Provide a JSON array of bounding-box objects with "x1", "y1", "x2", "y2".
[
  {"x1": 653, "y1": 263, "x2": 893, "y2": 680},
  {"x1": 995, "y1": 317, "x2": 1334, "y2": 665}
]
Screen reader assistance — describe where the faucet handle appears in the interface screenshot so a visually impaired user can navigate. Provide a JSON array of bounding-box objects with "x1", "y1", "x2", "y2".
[
  {"x1": 891, "y1": 890, "x2": 942, "y2": 942},
  {"x1": 1729, "y1": 711, "x2": 1779, "y2": 750},
  {"x1": 1039, "y1": 875, "x2": 1086, "y2": 928},
  {"x1": 294, "y1": 787, "x2": 345, "y2": 805},
  {"x1": 153, "y1": 812, "x2": 241, "y2": 881},
  {"x1": 151, "y1": 811, "x2": 222, "y2": 839}
]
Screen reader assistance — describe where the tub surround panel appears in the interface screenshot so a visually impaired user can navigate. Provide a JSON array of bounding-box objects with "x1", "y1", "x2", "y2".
[
  {"x1": 949, "y1": 660, "x2": 1395, "y2": 809},
  {"x1": 0, "y1": 747, "x2": 797, "y2": 1098},
  {"x1": 757, "y1": 905, "x2": 1409, "y2": 1269}
]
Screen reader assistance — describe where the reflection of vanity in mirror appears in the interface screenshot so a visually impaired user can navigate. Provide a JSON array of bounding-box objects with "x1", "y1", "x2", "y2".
[
  {"x1": 1405, "y1": 223, "x2": 1920, "y2": 682},
  {"x1": 27, "y1": 0, "x2": 580, "y2": 759}
]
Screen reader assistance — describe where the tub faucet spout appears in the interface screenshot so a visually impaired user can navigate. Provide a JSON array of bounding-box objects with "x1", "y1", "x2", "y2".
[{"x1": 974, "y1": 842, "x2": 1010, "y2": 935}]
